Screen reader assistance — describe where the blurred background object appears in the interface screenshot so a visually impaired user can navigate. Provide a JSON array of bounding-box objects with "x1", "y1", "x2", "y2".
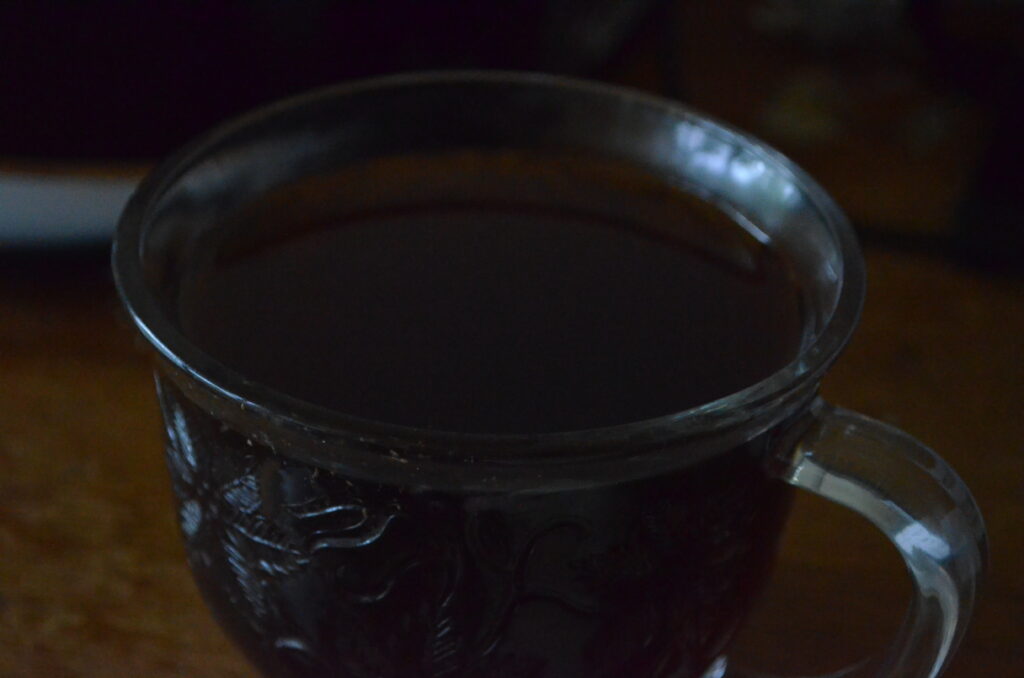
[
  {"x1": 650, "y1": 0, "x2": 1023, "y2": 272},
  {"x1": 2, "y1": 0, "x2": 1022, "y2": 271},
  {"x1": 0, "y1": 0, "x2": 660, "y2": 245}
]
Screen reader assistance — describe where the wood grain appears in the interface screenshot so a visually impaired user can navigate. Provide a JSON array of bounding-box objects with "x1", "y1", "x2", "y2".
[{"x1": 1, "y1": 247, "x2": 1020, "y2": 676}]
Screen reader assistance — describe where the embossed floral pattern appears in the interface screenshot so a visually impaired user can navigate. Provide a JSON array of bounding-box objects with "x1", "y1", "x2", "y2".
[{"x1": 156, "y1": 377, "x2": 792, "y2": 677}]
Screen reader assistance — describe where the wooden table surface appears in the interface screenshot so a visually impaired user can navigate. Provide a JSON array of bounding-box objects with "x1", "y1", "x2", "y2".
[{"x1": 1, "y1": 245, "x2": 1021, "y2": 677}]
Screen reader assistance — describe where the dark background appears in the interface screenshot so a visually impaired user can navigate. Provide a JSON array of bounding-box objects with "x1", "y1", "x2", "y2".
[{"x1": 2, "y1": 0, "x2": 1022, "y2": 271}]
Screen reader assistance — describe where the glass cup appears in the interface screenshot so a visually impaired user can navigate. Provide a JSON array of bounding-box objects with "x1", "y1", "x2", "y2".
[{"x1": 112, "y1": 73, "x2": 986, "y2": 678}]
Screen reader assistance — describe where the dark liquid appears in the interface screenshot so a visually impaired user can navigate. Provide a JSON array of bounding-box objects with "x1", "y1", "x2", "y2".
[
  {"x1": 165, "y1": 152, "x2": 803, "y2": 678},
  {"x1": 178, "y1": 155, "x2": 803, "y2": 434}
]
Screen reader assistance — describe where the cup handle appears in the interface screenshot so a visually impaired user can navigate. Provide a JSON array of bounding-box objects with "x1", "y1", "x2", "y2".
[{"x1": 725, "y1": 398, "x2": 987, "y2": 678}]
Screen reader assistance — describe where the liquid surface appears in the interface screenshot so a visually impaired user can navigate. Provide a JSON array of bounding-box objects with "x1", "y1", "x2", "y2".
[{"x1": 178, "y1": 152, "x2": 804, "y2": 433}]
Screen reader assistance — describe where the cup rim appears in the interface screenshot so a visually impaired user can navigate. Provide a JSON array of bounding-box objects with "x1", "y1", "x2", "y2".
[{"x1": 112, "y1": 70, "x2": 865, "y2": 454}]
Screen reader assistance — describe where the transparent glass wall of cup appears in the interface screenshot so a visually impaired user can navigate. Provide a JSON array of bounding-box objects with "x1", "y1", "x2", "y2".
[{"x1": 112, "y1": 73, "x2": 986, "y2": 678}]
